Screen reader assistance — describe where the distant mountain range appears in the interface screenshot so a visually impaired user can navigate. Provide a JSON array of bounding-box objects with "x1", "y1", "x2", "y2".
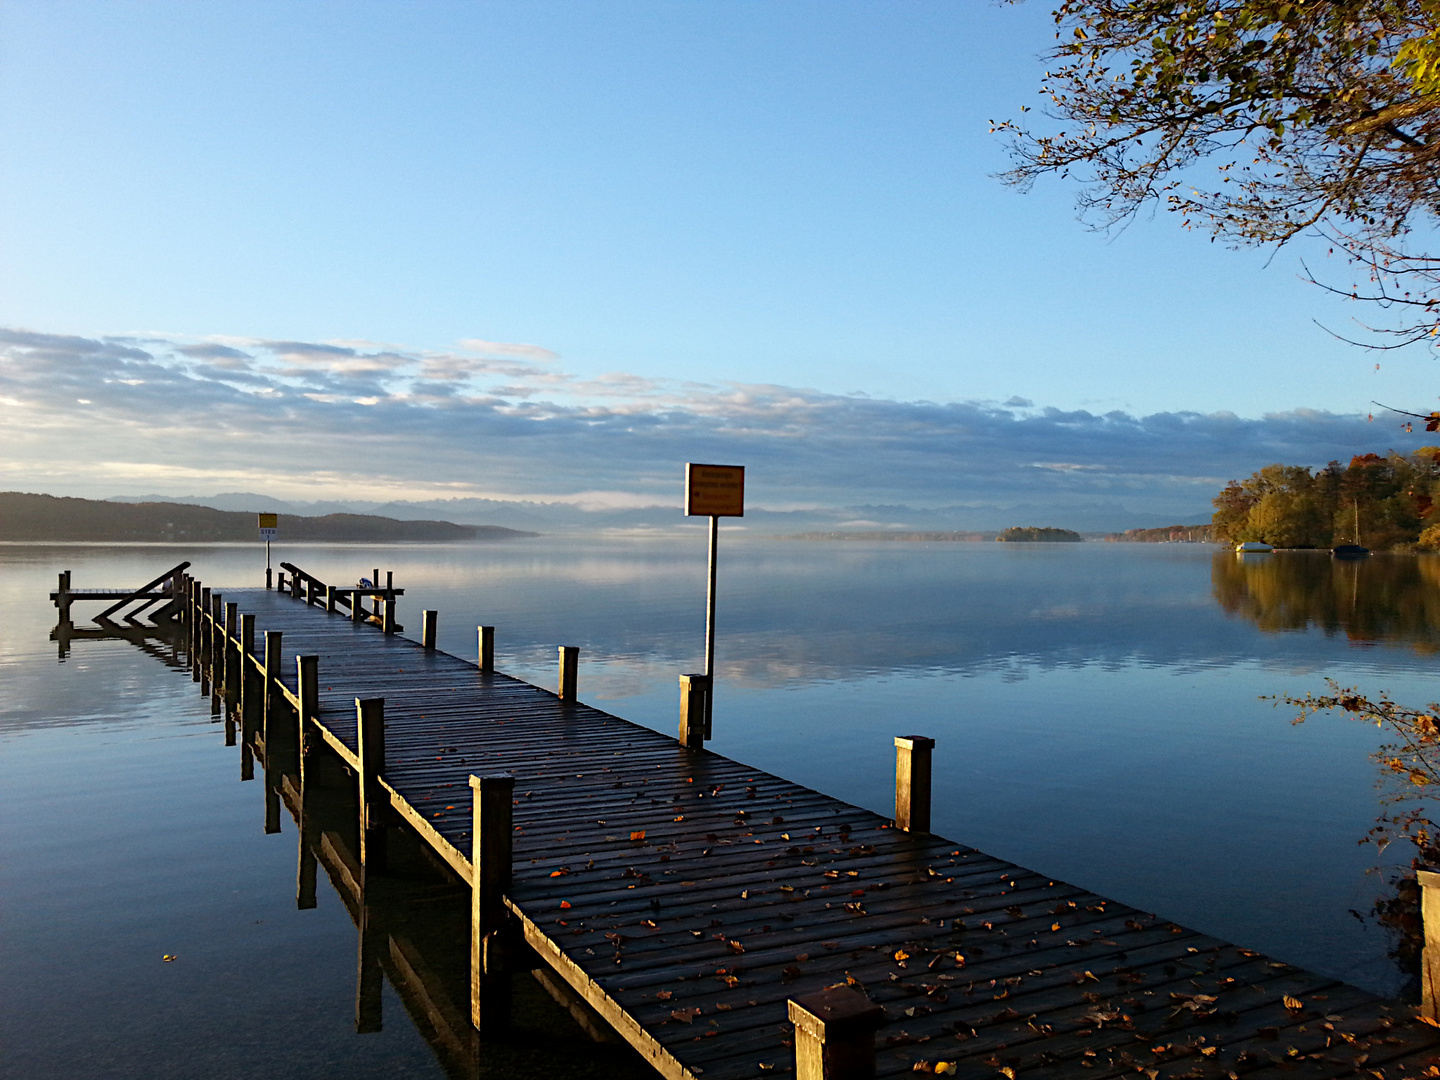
[
  {"x1": 0, "y1": 492, "x2": 535, "y2": 543},
  {"x1": 103, "y1": 491, "x2": 1211, "y2": 535}
]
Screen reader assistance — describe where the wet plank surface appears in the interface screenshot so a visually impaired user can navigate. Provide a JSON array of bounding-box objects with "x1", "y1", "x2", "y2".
[{"x1": 227, "y1": 585, "x2": 1440, "y2": 1080}]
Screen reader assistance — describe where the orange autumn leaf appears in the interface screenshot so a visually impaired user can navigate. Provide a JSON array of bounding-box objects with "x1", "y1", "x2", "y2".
[
  {"x1": 559, "y1": 900, "x2": 572, "y2": 909},
  {"x1": 630, "y1": 830, "x2": 646, "y2": 841}
]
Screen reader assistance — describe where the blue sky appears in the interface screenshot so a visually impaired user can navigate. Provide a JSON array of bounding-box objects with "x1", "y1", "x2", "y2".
[{"x1": 0, "y1": 2, "x2": 1432, "y2": 525}]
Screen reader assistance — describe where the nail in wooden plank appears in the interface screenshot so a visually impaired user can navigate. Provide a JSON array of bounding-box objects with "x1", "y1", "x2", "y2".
[
  {"x1": 788, "y1": 985, "x2": 884, "y2": 1080},
  {"x1": 894, "y1": 735, "x2": 934, "y2": 834},
  {"x1": 470, "y1": 773, "x2": 515, "y2": 1033}
]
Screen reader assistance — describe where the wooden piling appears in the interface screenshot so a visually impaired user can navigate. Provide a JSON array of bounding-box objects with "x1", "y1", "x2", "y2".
[
  {"x1": 356, "y1": 904, "x2": 384, "y2": 1034},
  {"x1": 356, "y1": 698, "x2": 387, "y2": 872},
  {"x1": 788, "y1": 985, "x2": 885, "y2": 1080},
  {"x1": 893, "y1": 735, "x2": 934, "y2": 834},
  {"x1": 678, "y1": 673, "x2": 711, "y2": 748},
  {"x1": 326, "y1": 584, "x2": 338, "y2": 613},
  {"x1": 296, "y1": 656, "x2": 321, "y2": 911},
  {"x1": 422, "y1": 610, "x2": 437, "y2": 650},
  {"x1": 291, "y1": 573, "x2": 302, "y2": 599},
  {"x1": 469, "y1": 773, "x2": 515, "y2": 1033},
  {"x1": 262, "y1": 631, "x2": 283, "y2": 741},
  {"x1": 382, "y1": 599, "x2": 396, "y2": 635},
  {"x1": 1421, "y1": 867, "x2": 1440, "y2": 1018},
  {"x1": 478, "y1": 626, "x2": 495, "y2": 672},
  {"x1": 558, "y1": 645, "x2": 578, "y2": 702},
  {"x1": 224, "y1": 601, "x2": 240, "y2": 714},
  {"x1": 239, "y1": 612, "x2": 258, "y2": 769},
  {"x1": 351, "y1": 590, "x2": 363, "y2": 622},
  {"x1": 305, "y1": 577, "x2": 318, "y2": 606}
]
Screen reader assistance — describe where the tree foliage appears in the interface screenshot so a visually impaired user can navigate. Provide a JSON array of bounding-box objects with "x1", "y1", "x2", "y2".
[
  {"x1": 998, "y1": 1, "x2": 1440, "y2": 345},
  {"x1": 1212, "y1": 450, "x2": 1440, "y2": 546}
]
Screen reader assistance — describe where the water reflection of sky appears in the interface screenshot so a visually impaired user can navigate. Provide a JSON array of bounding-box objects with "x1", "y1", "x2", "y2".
[{"x1": 4, "y1": 537, "x2": 1439, "y2": 1075}]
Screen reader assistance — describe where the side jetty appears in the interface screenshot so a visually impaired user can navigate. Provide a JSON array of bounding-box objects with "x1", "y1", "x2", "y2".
[{"x1": 47, "y1": 562, "x2": 1440, "y2": 1079}]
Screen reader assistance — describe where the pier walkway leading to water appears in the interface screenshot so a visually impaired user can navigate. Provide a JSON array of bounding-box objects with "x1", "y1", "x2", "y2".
[{"x1": 87, "y1": 564, "x2": 1440, "y2": 1078}]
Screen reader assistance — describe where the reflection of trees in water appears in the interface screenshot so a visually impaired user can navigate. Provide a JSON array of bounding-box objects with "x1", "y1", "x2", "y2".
[{"x1": 1211, "y1": 552, "x2": 1440, "y2": 651}]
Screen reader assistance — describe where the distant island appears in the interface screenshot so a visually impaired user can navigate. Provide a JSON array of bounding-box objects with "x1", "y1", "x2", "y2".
[
  {"x1": 1106, "y1": 524, "x2": 1215, "y2": 543},
  {"x1": 781, "y1": 531, "x2": 991, "y2": 542},
  {"x1": 995, "y1": 526, "x2": 1082, "y2": 542},
  {"x1": 0, "y1": 492, "x2": 537, "y2": 543}
]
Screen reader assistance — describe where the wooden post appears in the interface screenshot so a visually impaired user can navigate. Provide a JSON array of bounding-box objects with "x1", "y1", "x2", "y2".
[
  {"x1": 351, "y1": 590, "x2": 363, "y2": 622},
  {"x1": 357, "y1": 698, "x2": 387, "y2": 872},
  {"x1": 386, "y1": 570, "x2": 393, "y2": 593},
  {"x1": 224, "y1": 601, "x2": 240, "y2": 715},
  {"x1": 894, "y1": 736, "x2": 934, "y2": 834},
  {"x1": 1421, "y1": 868, "x2": 1440, "y2": 1018},
  {"x1": 266, "y1": 565, "x2": 272, "y2": 590},
  {"x1": 239, "y1": 613, "x2": 257, "y2": 780},
  {"x1": 291, "y1": 573, "x2": 302, "y2": 599},
  {"x1": 296, "y1": 655, "x2": 320, "y2": 911},
  {"x1": 326, "y1": 584, "x2": 337, "y2": 613},
  {"x1": 470, "y1": 773, "x2": 515, "y2": 1033},
  {"x1": 788, "y1": 986, "x2": 885, "y2": 1080},
  {"x1": 305, "y1": 576, "x2": 318, "y2": 606},
  {"x1": 56, "y1": 571, "x2": 72, "y2": 624},
  {"x1": 422, "y1": 609, "x2": 437, "y2": 650},
  {"x1": 478, "y1": 626, "x2": 495, "y2": 672},
  {"x1": 198, "y1": 587, "x2": 211, "y2": 673},
  {"x1": 262, "y1": 631, "x2": 283, "y2": 742},
  {"x1": 276, "y1": 571, "x2": 286, "y2": 593},
  {"x1": 558, "y1": 646, "x2": 578, "y2": 702},
  {"x1": 381, "y1": 599, "x2": 396, "y2": 634},
  {"x1": 371, "y1": 568, "x2": 380, "y2": 617},
  {"x1": 679, "y1": 674, "x2": 711, "y2": 748}
]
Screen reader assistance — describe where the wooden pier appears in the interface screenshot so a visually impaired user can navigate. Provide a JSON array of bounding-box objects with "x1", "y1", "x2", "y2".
[{"x1": 57, "y1": 564, "x2": 1440, "y2": 1079}]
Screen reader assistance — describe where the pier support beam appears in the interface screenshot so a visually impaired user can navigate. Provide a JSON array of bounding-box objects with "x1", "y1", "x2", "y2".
[
  {"x1": 893, "y1": 736, "x2": 934, "y2": 834},
  {"x1": 470, "y1": 773, "x2": 515, "y2": 1034},
  {"x1": 679, "y1": 673, "x2": 711, "y2": 748},
  {"x1": 357, "y1": 698, "x2": 387, "y2": 872},
  {"x1": 788, "y1": 985, "x2": 884, "y2": 1080},
  {"x1": 478, "y1": 626, "x2": 495, "y2": 672},
  {"x1": 558, "y1": 646, "x2": 578, "y2": 702},
  {"x1": 1421, "y1": 867, "x2": 1440, "y2": 1019}
]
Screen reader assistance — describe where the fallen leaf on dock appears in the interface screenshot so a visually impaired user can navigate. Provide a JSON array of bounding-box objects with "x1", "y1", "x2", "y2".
[
  {"x1": 162, "y1": 954, "x2": 176, "y2": 962},
  {"x1": 670, "y1": 1007, "x2": 701, "y2": 1024},
  {"x1": 1283, "y1": 995, "x2": 1304, "y2": 1010},
  {"x1": 630, "y1": 830, "x2": 646, "y2": 841},
  {"x1": 655, "y1": 990, "x2": 673, "y2": 1000},
  {"x1": 559, "y1": 900, "x2": 572, "y2": 909}
]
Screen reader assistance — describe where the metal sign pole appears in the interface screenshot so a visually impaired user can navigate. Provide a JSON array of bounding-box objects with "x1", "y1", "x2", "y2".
[{"x1": 704, "y1": 514, "x2": 718, "y2": 737}]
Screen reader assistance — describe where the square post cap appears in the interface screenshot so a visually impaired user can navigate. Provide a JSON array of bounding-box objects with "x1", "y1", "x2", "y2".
[
  {"x1": 1418, "y1": 867, "x2": 1440, "y2": 891},
  {"x1": 788, "y1": 985, "x2": 884, "y2": 1040},
  {"x1": 469, "y1": 773, "x2": 515, "y2": 793},
  {"x1": 680, "y1": 673, "x2": 713, "y2": 688},
  {"x1": 894, "y1": 736, "x2": 935, "y2": 752}
]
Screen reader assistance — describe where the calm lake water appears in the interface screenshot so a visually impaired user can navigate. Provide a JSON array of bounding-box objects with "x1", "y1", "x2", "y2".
[{"x1": 4, "y1": 537, "x2": 1438, "y2": 1077}]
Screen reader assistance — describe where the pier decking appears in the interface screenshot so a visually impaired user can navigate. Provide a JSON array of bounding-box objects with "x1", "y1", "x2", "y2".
[{"x1": 60, "y1": 565, "x2": 1440, "y2": 1079}]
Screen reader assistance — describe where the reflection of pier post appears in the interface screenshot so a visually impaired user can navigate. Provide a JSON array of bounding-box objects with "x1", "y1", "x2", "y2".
[
  {"x1": 356, "y1": 903, "x2": 384, "y2": 1033},
  {"x1": 297, "y1": 656, "x2": 321, "y2": 911}
]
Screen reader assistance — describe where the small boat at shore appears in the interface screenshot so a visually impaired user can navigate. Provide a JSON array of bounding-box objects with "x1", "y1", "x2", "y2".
[
  {"x1": 1235, "y1": 541, "x2": 1273, "y2": 553},
  {"x1": 1331, "y1": 543, "x2": 1371, "y2": 559}
]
